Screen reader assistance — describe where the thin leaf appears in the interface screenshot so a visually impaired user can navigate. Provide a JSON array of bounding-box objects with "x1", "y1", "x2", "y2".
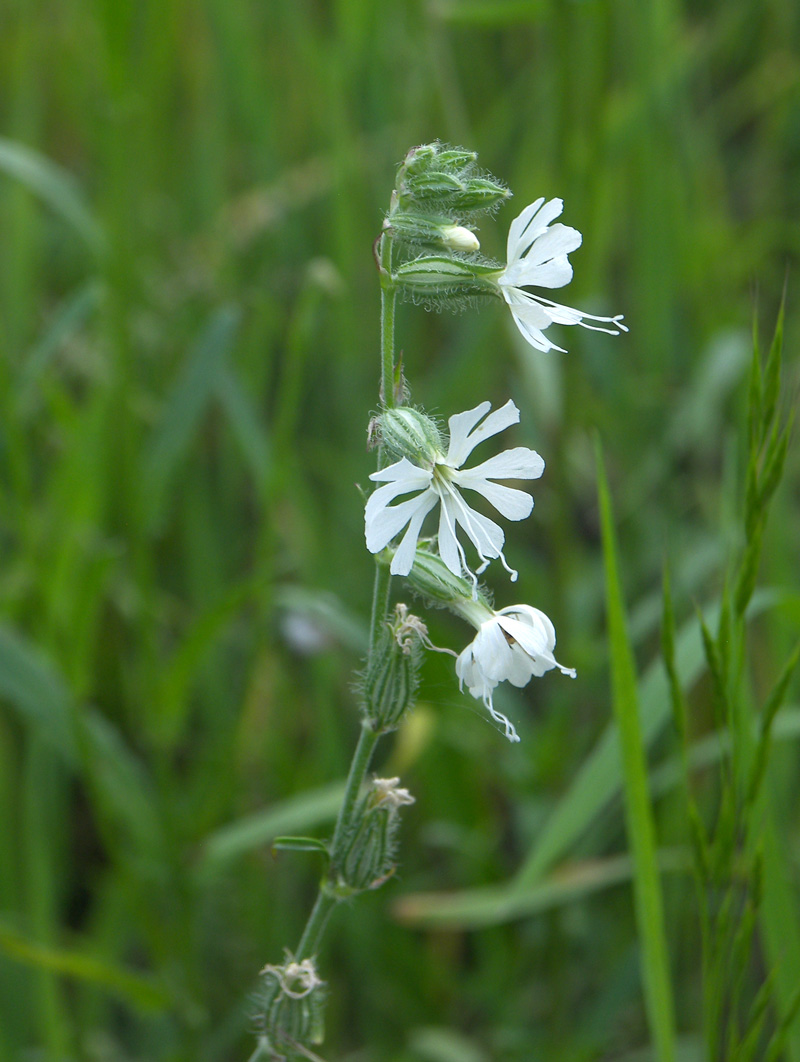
[
  {"x1": 0, "y1": 920, "x2": 168, "y2": 1011},
  {"x1": 597, "y1": 440, "x2": 677, "y2": 1062},
  {"x1": 514, "y1": 589, "x2": 781, "y2": 890},
  {"x1": 272, "y1": 836, "x2": 330, "y2": 856},
  {"x1": 393, "y1": 850, "x2": 688, "y2": 929}
]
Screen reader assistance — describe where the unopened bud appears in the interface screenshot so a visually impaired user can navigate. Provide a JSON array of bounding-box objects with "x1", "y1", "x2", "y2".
[
  {"x1": 378, "y1": 407, "x2": 443, "y2": 465},
  {"x1": 441, "y1": 224, "x2": 480, "y2": 253},
  {"x1": 450, "y1": 177, "x2": 512, "y2": 213},
  {"x1": 394, "y1": 256, "x2": 500, "y2": 300},
  {"x1": 397, "y1": 143, "x2": 476, "y2": 181},
  {"x1": 384, "y1": 212, "x2": 479, "y2": 253}
]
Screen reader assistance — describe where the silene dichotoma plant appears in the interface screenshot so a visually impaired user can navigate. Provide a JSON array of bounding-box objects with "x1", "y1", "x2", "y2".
[{"x1": 251, "y1": 142, "x2": 626, "y2": 1061}]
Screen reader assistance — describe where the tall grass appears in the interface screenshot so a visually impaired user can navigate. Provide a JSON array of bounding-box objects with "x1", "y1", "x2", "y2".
[{"x1": 0, "y1": 1, "x2": 798, "y2": 1058}]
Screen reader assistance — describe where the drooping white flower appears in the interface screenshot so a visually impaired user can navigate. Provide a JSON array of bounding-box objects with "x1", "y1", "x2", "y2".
[
  {"x1": 497, "y1": 198, "x2": 627, "y2": 353},
  {"x1": 365, "y1": 399, "x2": 544, "y2": 585},
  {"x1": 455, "y1": 603, "x2": 576, "y2": 742}
]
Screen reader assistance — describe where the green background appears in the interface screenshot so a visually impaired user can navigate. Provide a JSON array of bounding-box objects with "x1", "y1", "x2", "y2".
[{"x1": 1, "y1": 0, "x2": 799, "y2": 1058}]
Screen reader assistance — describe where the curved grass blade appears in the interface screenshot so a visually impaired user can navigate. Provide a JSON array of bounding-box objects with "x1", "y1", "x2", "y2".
[{"x1": 0, "y1": 137, "x2": 103, "y2": 253}]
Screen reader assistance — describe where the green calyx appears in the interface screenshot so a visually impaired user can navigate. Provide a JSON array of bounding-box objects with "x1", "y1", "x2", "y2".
[
  {"x1": 393, "y1": 142, "x2": 510, "y2": 217},
  {"x1": 378, "y1": 406, "x2": 443, "y2": 465}
]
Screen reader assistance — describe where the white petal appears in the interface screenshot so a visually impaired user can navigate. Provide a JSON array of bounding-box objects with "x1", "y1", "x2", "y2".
[
  {"x1": 501, "y1": 286, "x2": 552, "y2": 324},
  {"x1": 503, "y1": 253, "x2": 573, "y2": 290},
  {"x1": 499, "y1": 604, "x2": 555, "y2": 635},
  {"x1": 453, "y1": 500, "x2": 506, "y2": 562},
  {"x1": 507, "y1": 303, "x2": 565, "y2": 353},
  {"x1": 364, "y1": 473, "x2": 432, "y2": 526},
  {"x1": 365, "y1": 488, "x2": 436, "y2": 553},
  {"x1": 521, "y1": 223, "x2": 582, "y2": 268},
  {"x1": 456, "y1": 478, "x2": 534, "y2": 521},
  {"x1": 506, "y1": 197, "x2": 545, "y2": 262},
  {"x1": 461, "y1": 446, "x2": 545, "y2": 483},
  {"x1": 475, "y1": 620, "x2": 516, "y2": 682},
  {"x1": 369, "y1": 457, "x2": 433, "y2": 486},
  {"x1": 507, "y1": 198, "x2": 564, "y2": 263},
  {"x1": 437, "y1": 496, "x2": 465, "y2": 577},
  {"x1": 389, "y1": 491, "x2": 439, "y2": 574},
  {"x1": 445, "y1": 399, "x2": 520, "y2": 467},
  {"x1": 444, "y1": 402, "x2": 492, "y2": 469},
  {"x1": 504, "y1": 644, "x2": 539, "y2": 687},
  {"x1": 498, "y1": 612, "x2": 575, "y2": 677}
]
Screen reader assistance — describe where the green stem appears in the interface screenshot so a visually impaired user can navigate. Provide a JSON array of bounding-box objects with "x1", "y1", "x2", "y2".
[
  {"x1": 290, "y1": 724, "x2": 380, "y2": 961},
  {"x1": 371, "y1": 229, "x2": 396, "y2": 653},
  {"x1": 329, "y1": 723, "x2": 380, "y2": 858},
  {"x1": 369, "y1": 561, "x2": 392, "y2": 656},
  {"x1": 295, "y1": 889, "x2": 337, "y2": 960},
  {"x1": 379, "y1": 232, "x2": 396, "y2": 410},
  {"x1": 289, "y1": 226, "x2": 395, "y2": 967}
]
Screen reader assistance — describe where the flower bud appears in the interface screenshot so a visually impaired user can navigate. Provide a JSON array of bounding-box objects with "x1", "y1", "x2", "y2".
[
  {"x1": 403, "y1": 171, "x2": 465, "y2": 200},
  {"x1": 442, "y1": 224, "x2": 481, "y2": 253},
  {"x1": 384, "y1": 212, "x2": 480, "y2": 253},
  {"x1": 400, "y1": 173, "x2": 510, "y2": 216},
  {"x1": 394, "y1": 255, "x2": 500, "y2": 301},
  {"x1": 338, "y1": 778, "x2": 414, "y2": 893},
  {"x1": 258, "y1": 953, "x2": 326, "y2": 1054},
  {"x1": 361, "y1": 604, "x2": 425, "y2": 731},
  {"x1": 449, "y1": 177, "x2": 513, "y2": 213},
  {"x1": 378, "y1": 406, "x2": 443, "y2": 465},
  {"x1": 398, "y1": 143, "x2": 476, "y2": 181}
]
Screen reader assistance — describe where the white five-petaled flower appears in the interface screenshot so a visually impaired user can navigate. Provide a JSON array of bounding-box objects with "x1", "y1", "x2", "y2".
[
  {"x1": 497, "y1": 198, "x2": 628, "y2": 354},
  {"x1": 455, "y1": 604, "x2": 576, "y2": 742},
  {"x1": 365, "y1": 399, "x2": 544, "y2": 585}
]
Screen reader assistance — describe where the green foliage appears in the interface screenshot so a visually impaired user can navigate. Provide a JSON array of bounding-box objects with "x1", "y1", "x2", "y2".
[{"x1": 0, "y1": 1, "x2": 798, "y2": 1059}]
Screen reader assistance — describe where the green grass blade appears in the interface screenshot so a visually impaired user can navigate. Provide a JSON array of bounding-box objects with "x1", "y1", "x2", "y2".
[
  {"x1": 0, "y1": 137, "x2": 103, "y2": 253},
  {"x1": 596, "y1": 440, "x2": 676, "y2": 1062},
  {"x1": 0, "y1": 920, "x2": 169, "y2": 1012},
  {"x1": 197, "y1": 781, "x2": 346, "y2": 879},
  {"x1": 513, "y1": 588, "x2": 782, "y2": 890},
  {"x1": 761, "y1": 799, "x2": 800, "y2": 1061},
  {"x1": 0, "y1": 624, "x2": 164, "y2": 856},
  {"x1": 393, "y1": 850, "x2": 688, "y2": 929},
  {"x1": 139, "y1": 304, "x2": 241, "y2": 533}
]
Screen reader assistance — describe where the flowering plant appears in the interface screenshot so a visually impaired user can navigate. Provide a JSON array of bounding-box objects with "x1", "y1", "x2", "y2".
[{"x1": 253, "y1": 142, "x2": 625, "y2": 1061}]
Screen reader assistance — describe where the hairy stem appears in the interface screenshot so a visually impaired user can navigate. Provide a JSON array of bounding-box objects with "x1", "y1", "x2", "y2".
[
  {"x1": 295, "y1": 890, "x2": 337, "y2": 961},
  {"x1": 379, "y1": 232, "x2": 396, "y2": 411},
  {"x1": 287, "y1": 228, "x2": 396, "y2": 971}
]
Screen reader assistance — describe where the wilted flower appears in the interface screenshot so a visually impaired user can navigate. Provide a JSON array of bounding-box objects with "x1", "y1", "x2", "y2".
[
  {"x1": 371, "y1": 777, "x2": 416, "y2": 809},
  {"x1": 365, "y1": 399, "x2": 544, "y2": 586},
  {"x1": 497, "y1": 198, "x2": 627, "y2": 353},
  {"x1": 455, "y1": 603, "x2": 576, "y2": 742},
  {"x1": 260, "y1": 952, "x2": 324, "y2": 1000}
]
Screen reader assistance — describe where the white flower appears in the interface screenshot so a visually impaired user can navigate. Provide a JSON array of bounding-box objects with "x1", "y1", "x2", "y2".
[
  {"x1": 365, "y1": 399, "x2": 544, "y2": 584},
  {"x1": 455, "y1": 604, "x2": 576, "y2": 742},
  {"x1": 497, "y1": 198, "x2": 627, "y2": 353}
]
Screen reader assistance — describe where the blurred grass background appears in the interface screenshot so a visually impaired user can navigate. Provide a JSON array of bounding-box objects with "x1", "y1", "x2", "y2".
[{"x1": 1, "y1": 0, "x2": 799, "y2": 1059}]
